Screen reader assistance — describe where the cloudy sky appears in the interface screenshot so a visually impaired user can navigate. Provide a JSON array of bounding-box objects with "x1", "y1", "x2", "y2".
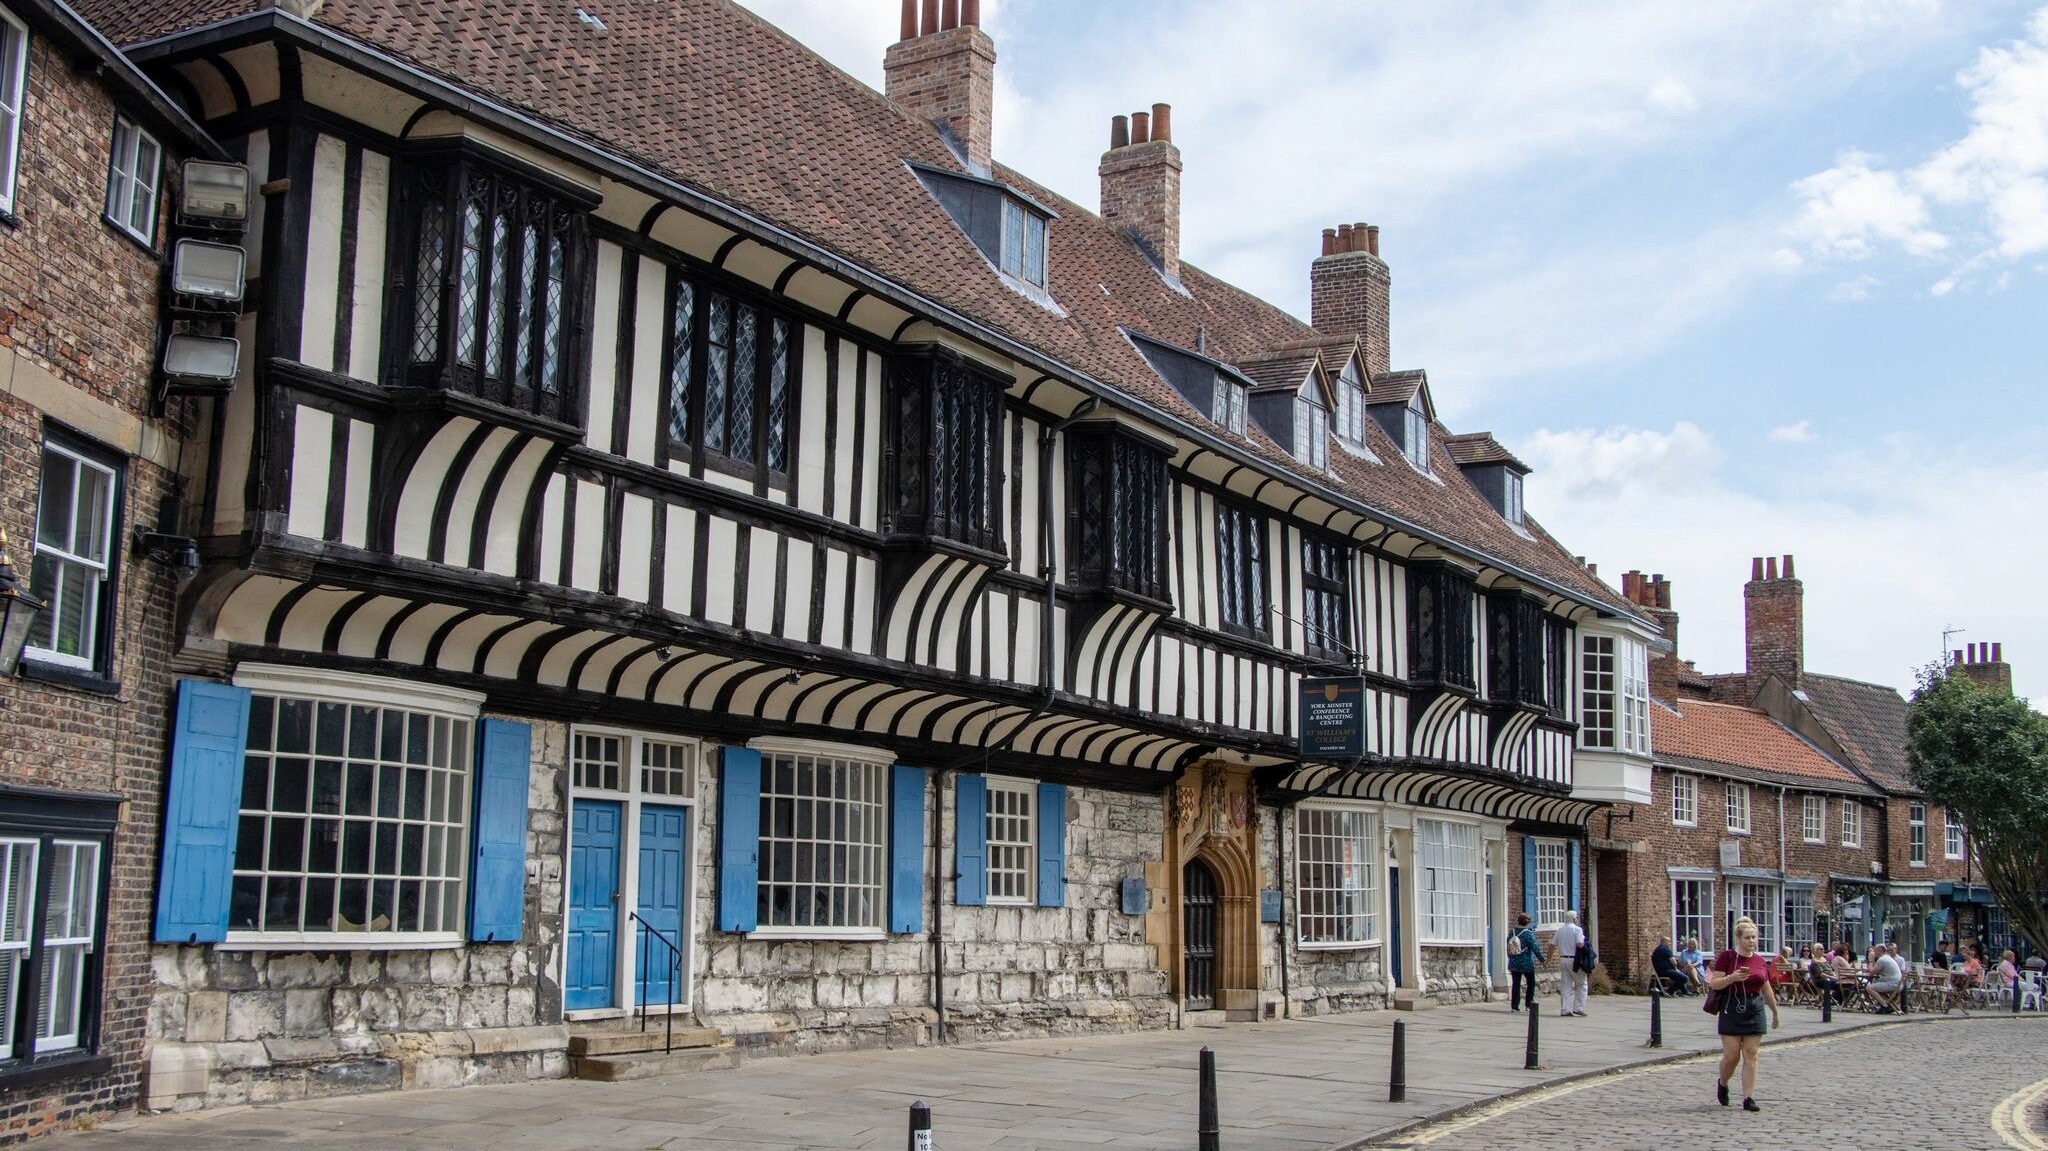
[{"x1": 741, "y1": 0, "x2": 2048, "y2": 702}]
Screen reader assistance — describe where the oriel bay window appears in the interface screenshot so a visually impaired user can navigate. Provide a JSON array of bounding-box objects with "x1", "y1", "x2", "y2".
[
  {"x1": 1408, "y1": 563, "x2": 1476, "y2": 691},
  {"x1": 1215, "y1": 500, "x2": 1268, "y2": 639},
  {"x1": 1579, "y1": 633, "x2": 1649, "y2": 755},
  {"x1": 0, "y1": 790, "x2": 117, "y2": 1074},
  {"x1": 1068, "y1": 427, "x2": 1171, "y2": 604},
  {"x1": 883, "y1": 347, "x2": 1007, "y2": 554},
  {"x1": 1301, "y1": 536, "x2": 1351, "y2": 664},
  {"x1": 1484, "y1": 593, "x2": 1547, "y2": 708},
  {"x1": 663, "y1": 276, "x2": 795, "y2": 478},
  {"x1": 396, "y1": 155, "x2": 592, "y2": 423}
]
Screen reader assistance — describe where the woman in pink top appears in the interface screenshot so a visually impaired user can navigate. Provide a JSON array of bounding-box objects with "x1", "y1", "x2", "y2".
[{"x1": 1708, "y1": 916, "x2": 1781, "y2": 1113}]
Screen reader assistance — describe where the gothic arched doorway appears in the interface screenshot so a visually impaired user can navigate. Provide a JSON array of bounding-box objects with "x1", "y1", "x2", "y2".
[{"x1": 1183, "y1": 858, "x2": 1219, "y2": 1011}]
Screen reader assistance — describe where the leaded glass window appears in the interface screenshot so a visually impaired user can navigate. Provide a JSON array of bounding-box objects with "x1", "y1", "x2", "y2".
[
  {"x1": 1069, "y1": 429, "x2": 1170, "y2": 603},
  {"x1": 1216, "y1": 500, "x2": 1268, "y2": 639},
  {"x1": 1302, "y1": 537, "x2": 1349, "y2": 663},
  {"x1": 663, "y1": 277, "x2": 797, "y2": 480},
  {"x1": 884, "y1": 349, "x2": 1006, "y2": 553}
]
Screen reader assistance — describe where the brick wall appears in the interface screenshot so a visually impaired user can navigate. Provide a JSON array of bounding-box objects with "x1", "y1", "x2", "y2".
[
  {"x1": 881, "y1": 26, "x2": 996, "y2": 173},
  {"x1": 1309, "y1": 250, "x2": 1392, "y2": 376},
  {"x1": 1099, "y1": 138, "x2": 1183, "y2": 280},
  {"x1": 0, "y1": 29, "x2": 188, "y2": 1146},
  {"x1": 1742, "y1": 558, "x2": 1802, "y2": 695}
]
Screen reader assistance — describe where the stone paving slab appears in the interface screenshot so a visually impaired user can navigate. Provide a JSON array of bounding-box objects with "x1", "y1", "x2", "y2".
[{"x1": 56, "y1": 996, "x2": 1921, "y2": 1150}]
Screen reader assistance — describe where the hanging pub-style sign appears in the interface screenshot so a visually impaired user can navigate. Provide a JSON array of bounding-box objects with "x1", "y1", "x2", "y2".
[{"x1": 1298, "y1": 676, "x2": 1367, "y2": 759}]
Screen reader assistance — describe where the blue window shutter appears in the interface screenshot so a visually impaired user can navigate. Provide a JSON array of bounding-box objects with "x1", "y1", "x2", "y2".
[
  {"x1": 1567, "y1": 840, "x2": 1582, "y2": 913},
  {"x1": 717, "y1": 747, "x2": 761, "y2": 933},
  {"x1": 954, "y1": 774, "x2": 987, "y2": 907},
  {"x1": 1036, "y1": 782, "x2": 1066, "y2": 908},
  {"x1": 1521, "y1": 837, "x2": 1537, "y2": 919},
  {"x1": 468, "y1": 719, "x2": 532, "y2": 942},
  {"x1": 889, "y1": 765, "x2": 926, "y2": 933},
  {"x1": 155, "y1": 681, "x2": 253, "y2": 944}
]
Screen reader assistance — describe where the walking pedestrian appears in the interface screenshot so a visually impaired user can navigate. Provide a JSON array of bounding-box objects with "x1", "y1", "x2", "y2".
[
  {"x1": 1507, "y1": 912, "x2": 1541, "y2": 1011},
  {"x1": 1708, "y1": 915, "x2": 1780, "y2": 1112},
  {"x1": 1555, "y1": 909, "x2": 1588, "y2": 1017}
]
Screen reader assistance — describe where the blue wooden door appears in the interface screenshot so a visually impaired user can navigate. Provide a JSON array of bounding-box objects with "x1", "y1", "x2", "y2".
[
  {"x1": 1389, "y1": 865, "x2": 1405, "y2": 987},
  {"x1": 567, "y1": 800, "x2": 622, "y2": 1011},
  {"x1": 635, "y1": 805, "x2": 690, "y2": 1007}
]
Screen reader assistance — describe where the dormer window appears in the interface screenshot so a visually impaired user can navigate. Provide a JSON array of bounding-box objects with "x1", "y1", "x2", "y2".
[
  {"x1": 1000, "y1": 197, "x2": 1049, "y2": 288},
  {"x1": 1294, "y1": 394, "x2": 1328, "y2": 469},
  {"x1": 1503, "y1": 470, "x2": 1524, "y2": 526},
  {"x1": 1334, "y1": 365, "x2": 1366, "y2": 447},
  {"x1": 1402, "y1": 396, "x2": 1429, "y2": 469},
  {"x1": 1214, "y1": 374, "x2": 1247, "y2": 435}
]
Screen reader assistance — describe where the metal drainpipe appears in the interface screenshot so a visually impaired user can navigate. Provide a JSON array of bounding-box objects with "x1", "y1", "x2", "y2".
[
  {"x1": 930, "y1": 763, "x2": 948, "y2": 1046},
  {"x1": 1277, "y1": 803, "x2": 1292, "y2": 1018}
]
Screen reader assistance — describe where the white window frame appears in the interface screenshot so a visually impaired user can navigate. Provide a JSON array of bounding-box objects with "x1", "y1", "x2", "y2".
[
  {"x1": 1294, "y1": 803, "x2": 1380, "y2": 950},
  {"x1": 1532, "y1": 838, "x2": 1569, "y2": 930},
  {"x1": 27, "y1": 440, "x2": 119, "y2": 672},
  {"x1": 1416, "y1": 817, "x2": 1482, "y2": 945},
  {"x1": 1725, "y1": 782, "x2": 1751, "y2": 835},
  {"x1": 1908, "y1": 802, "x2": 1926, "y2": 867},
  {"x1": 33, "y1": 839, "x2": 98, "y2": 1053},
  {"x1": 0, "y1": 5, "x2": 27, "y2": 216},
  {"x1": 1944, "y1": 812, "x2": 1964, "y2": 861},
  {"x1": 1619, "y1": 638, "x2": 1650, "y2": 755},
  {"x1": 998, "y1": 197, "x2": 1048, "y2": 289},
  {"x1": 1580, "y1": 634, "x2": 1649, "y2": 756},
  {"x1": 0, "y1": 837, "x2": 38, "y2": 1058},
  {"x1": 1784, "y1": 888, "x2": 1816, "y2": 953},
  {"x1": 104, "y1": 114, "x2": 161, "y2": 245},
  {"x1": 1672, "y1": 877, "x2": 1714, "y2": 951},
  {"x1": 983, "y1": 776, "x2": 1036, "y2": 907},
  {"x1": 1670, "y1": 774, "x2": 1696, "y2": 828},
  {"x1": 1294, "y1": 394, "x2": 1329, "y2": 470},
  {"x1": 1502, "y1": 471, "x2": 1524, "y2": 526},
  {"x1": 1730, "y1": 881, "x2": 1780, "y2": 955},
  {"x1": 1841, "y1": 799, "x2": 1861, "y2": 848},
  {"x1": 1802, "y1": 794, "x2": 1825, "y2": 844},
  {"x1": 1334, "y1": 366, "x2": 1366, "y2": 447},
  {"x1": 1402, "y1": 396, "x2": 1429, "y2": 469},
  {"x1": 226, "y1": 666, "x2": 485, "y2": 950},
  {"x1": 748, "y1": 738, "x2": 893, "y2": 942}
]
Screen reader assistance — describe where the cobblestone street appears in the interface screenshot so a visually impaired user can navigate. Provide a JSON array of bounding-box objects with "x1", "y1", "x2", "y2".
[
  {"x1": 41, "y1": 999, "x2": 2016, "y2": 1150},
  {"x1": 1376, "y1": 1015, "x2": 2048, "y2": 1151}
]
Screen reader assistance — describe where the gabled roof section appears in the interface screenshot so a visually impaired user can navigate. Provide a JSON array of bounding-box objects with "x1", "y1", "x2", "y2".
[
  {"x1": 1445, "y1": 433, "x2": 1531, "y2": 474},
  {"x1": 12, "y1": 0, "x2": 225, "y2": 156},
  {"x1": 1368, "y1": 369, "x2": 1434, "y2": 419},
  {"x1": 1652, "y1": 698, "x2": 1873, "y2": 792},
  {"x1": 1791, "y1": 674, "x2": 1918, "y2": 795}
]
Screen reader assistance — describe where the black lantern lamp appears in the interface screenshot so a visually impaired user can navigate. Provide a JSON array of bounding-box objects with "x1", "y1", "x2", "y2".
[{"x1": 0, "y1": 526, "x2": 48, "y2": 677}]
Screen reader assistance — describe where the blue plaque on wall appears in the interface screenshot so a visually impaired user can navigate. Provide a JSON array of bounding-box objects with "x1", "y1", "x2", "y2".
[
  {"x1": 1260, "y1": 889, "x2": 1283, "y2": 924},
  {"x1": 1121, "y1": 875, "x2": 1149, "y2": 916}
]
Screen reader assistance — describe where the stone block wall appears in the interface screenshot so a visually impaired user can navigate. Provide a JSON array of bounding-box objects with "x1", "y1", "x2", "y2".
[
  {"x1": 690, "y1": 756, "x2": 1173, "y2": 1051},
  {"x1": 141, "y1": 718, "x2": 570, "y2": 1110}
]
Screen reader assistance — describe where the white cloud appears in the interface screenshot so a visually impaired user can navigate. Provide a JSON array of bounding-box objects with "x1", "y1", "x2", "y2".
[
  {"x1": 1768, "y1": 420, "x2": 1817, "y2": 442},
  {"x1": 1524, "y1": 424, "x2": 2048, "y2": 702},
  {"x1": 1788, "y1": 6, "x2": 2048, "y2": 286},
  {"x1": 1787, "y1": 152, "x2": 1949, "y2": 260},
  {"x1": 1828, "y1": 274, "x2": 1883, "y2": 300},
  {"x1": 1646, "y1": 78, "x2": 1700, "y2": 114}
]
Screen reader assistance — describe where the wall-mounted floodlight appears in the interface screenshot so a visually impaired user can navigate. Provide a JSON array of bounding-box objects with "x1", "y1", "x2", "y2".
[
  {"x1": 180, "y1": 160, "x2": 252, "y2": 224},
  {"x1": 162, "y1": 333, "x2": 240, "y2": 394},
  {"x1": 171, "y1": 240, "x2": 246, "y2": 303}
]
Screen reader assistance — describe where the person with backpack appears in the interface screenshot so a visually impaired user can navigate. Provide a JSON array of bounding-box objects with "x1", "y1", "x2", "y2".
[
  {"x1": 1555, "y1": 909, "x2": 1590, "y2": 1016},
  {"x1": 1706, "y1": 915, "x2": 1781, "y2": 1112},
  {"x1": 1506, "y1": 912, "x2": 1541, "y2": 1011}
]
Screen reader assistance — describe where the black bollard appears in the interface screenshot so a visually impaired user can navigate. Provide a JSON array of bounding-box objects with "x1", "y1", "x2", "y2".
[
  {"x1": 1648, "y1": 982, "x2": 1663, "y2": 1048},
  {"x1": 1198, "y1": 1046, "x2": 1221, "y2": 1151},
  {"x1": 1821, "y1": 985, "x2": 1833, "y2": 1023},
  {"x1": 908, "y1": 1100, "x2": 932, "y2": 1151},
  {"x1": 1389, "y1": 1019, "x2": 1407, "y2": 1103},
  {"x1": 1524, "y1": 993, "x2": 1540, "y2": 1070}
]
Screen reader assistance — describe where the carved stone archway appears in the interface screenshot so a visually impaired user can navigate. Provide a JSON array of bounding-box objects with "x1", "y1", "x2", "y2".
[{"x1": 1149, "y1": 759, "x2": 1266, "y2": 1020}]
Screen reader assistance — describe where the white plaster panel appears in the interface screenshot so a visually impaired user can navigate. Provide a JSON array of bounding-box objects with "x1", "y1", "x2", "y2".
[{"x1": 286, "y1": 405, "x2": 334, "y2": 540}]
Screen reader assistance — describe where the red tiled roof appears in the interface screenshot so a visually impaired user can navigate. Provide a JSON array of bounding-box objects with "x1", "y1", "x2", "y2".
[
  {"x1": 91, "y1": 0, "x2": 1641, "y2": 619},
  {"x1": 1652, "y1": 699, "x2": 1870, "y2": 791}
]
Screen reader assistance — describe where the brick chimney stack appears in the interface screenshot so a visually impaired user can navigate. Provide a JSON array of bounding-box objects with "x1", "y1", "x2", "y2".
[
  {"x1": 1953, "y1": 642, "x2": 2014, "y2": 694},
  {"x1": 1100, "y1": 103, "x2": 1183, "y2": 281},
  {"x1": 1311, "y1": 220, "x2": 1391, "y2": 376},
  {"x1": 1621, "y1": 570, "x2": 1681, "y2": 705},
  {"x1": 885, "y1": 0, "x2": 997, "y2": 173},
  {"x1": 1744, "y1": 554, "x2": 1804, "y2": 697}
]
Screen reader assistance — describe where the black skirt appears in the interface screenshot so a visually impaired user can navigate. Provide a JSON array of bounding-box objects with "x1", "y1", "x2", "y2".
[{"x1": 1717, "y1": 988, "x2": 1769, "y2": 1036}]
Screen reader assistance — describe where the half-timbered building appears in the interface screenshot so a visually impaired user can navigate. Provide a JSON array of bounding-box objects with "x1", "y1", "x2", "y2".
[{"x1": 61, "y1": 0, "x2": 1658, "y2": 1110}]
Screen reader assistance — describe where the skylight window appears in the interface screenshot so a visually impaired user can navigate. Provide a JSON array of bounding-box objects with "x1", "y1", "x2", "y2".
[
  {"x1": 1213, "y1": 374, "x2": 1247, "y2": 435},
  {"x1": 1000, "y1": 197, "x2": 1048, "y2": 288}
]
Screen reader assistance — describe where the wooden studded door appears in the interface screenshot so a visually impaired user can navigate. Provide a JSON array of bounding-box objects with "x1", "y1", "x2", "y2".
[{"x1": 1183, "y1": 858, "x2": 1218, "y2": 1011}]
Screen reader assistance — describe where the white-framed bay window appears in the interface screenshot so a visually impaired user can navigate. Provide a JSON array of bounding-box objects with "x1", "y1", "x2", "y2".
[
  {"x1": 1670, "y1": 773, "x2": 1697, "y2": 827},
  {"x1": 984, "y1": 777, "x2": 1036, "y2": 906},
  {"x1": 1416, "y1": 817, "x2": 1481, "y2": 944},
  {"x1": 1295, "y1": 804, "x2": 1380, "y2": 947},
  {"x1": 1532, "y1": 838, "x2": 1569, "y2": 929},
  {"x1": 753, "y1": 743, "x2": 890, "y2": 937},
  {"x1": 1580, "y1": 633, "x2": 1649, "y2": 755},
  {"x1": 229, "y1": 670, "x2": 482, "y2": 946}
]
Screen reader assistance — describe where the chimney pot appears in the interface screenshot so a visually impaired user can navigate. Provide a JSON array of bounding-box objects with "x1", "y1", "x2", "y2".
[
  {"x1": 941, "y1": 0, "x2": 958, "y2": 30},
  {"x1": 1587, "y1": 562, "x2": 1597, "y2": 577},
  {"x1": 1337, "y1": 223, "x2": 1355, "y2": 251},
  {"x1": 1151, "y1": 103, "x2": 1172, "y2": 143},
  {"x1": 1954, "y1": 649, "x2": 1966, "y2": 666},
  {"x1": 899, "y1": 0, "x2": 917, "y2": 41},
  {"x1": 1766, "y1": 557, "x2": 1779, "y2": 580},
  {"x1": 1750, "y1": 557, "x2": 1764, "y2": 581},
  {"x1": 885, "y1": 1, "x2": 998, "y2": 171},
  {"x1": 1110, "y1": 115, "x2": 1130, "y2": 150},
  {"x1": 1131, "y1": 111, "x2": 1150, "y2": 144},
  {"x1": 920, "y1": 0, "x2": 938, "y2": 35},
  {"x1": 1783, "y1": 554, "x2": 1796, "y2": 579},
  {"x1": 1366, "y1": 224, "x2": 1381, "y2": 256},
  {"x1": 1657, "y1": 581, "x2": 1672, "y2": 610},
  {"x1": 1993, "y1": 642, "x2": 2003, "y2": 662},
  {"x1": 961, "y1": 0, "x2": 979, "y2": 24},
  {"x1": 1099, "y1": 100, "x2": 1185, "y2": 280},
  {"x1": 1310, "y1": 213, "x2": 1392, "y2": 370},
  {"x1": 1321, "y1": 228, "x2": 1337, "y2": 256}
]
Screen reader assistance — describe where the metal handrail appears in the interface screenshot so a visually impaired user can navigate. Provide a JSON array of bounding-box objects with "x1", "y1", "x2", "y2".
[{"x1": 626, "y1": 911, "x2": 682, "y2": 1053}]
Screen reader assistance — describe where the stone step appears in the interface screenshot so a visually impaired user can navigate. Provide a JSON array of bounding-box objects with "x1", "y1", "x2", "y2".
[
  {"x1": 570, "y1": 1044, "x2": 743, "y2": 1082},
  {"x1": 567, "y1": 1024, "x2": 724, "y2": 1057},
  {"x1": 1390, "y1": 990, "x2": 1436, "y2": 1012}
]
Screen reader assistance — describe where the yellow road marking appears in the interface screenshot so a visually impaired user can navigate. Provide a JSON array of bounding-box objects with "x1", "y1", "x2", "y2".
[{"x1": 1992, "y1": 1076, "x2": 2048, "y2": 1151}]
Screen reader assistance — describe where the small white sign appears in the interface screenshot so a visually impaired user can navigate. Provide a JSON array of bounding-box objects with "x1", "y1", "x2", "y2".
[
  {"x1": 913, "y1": 1131, "x2": 932, "y2": 1151},
  {"x1": 1718, "y1": 840, "x2": 1741, "y2": 870}
]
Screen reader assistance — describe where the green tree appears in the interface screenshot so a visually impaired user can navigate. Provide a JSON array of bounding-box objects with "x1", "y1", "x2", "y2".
[{"x1": 1907, "y1": 665, "x2": 2048, "y2": 957}]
